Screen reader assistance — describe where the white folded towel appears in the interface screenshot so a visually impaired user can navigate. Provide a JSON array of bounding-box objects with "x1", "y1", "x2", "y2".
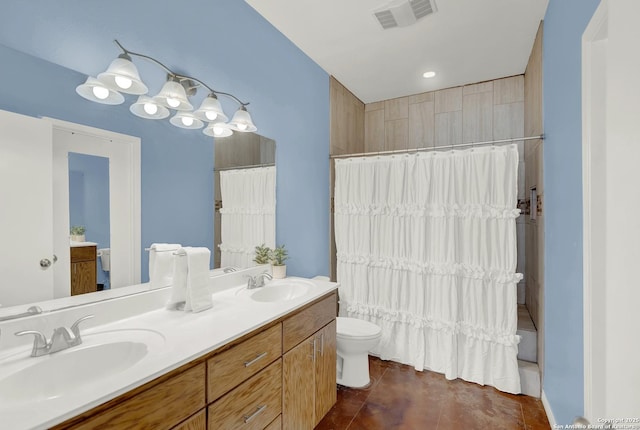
[
  {"x1": 184, "y1": 247, "x2": 212, "y2": 313},
  {"x1": 166, "y1": 248, "x2": 188, "y2": 309},
  {"x1": 149, "y1": 243, "x2": 181, "y2": 290}
]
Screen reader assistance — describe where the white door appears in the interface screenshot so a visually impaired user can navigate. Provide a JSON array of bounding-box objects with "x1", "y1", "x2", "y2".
[
  {"x1": 0, "y1": 110, "x2": 54, "y2": 307},
  {"x1": 583, "y1": 0, "x2": 640, "y2": 421}
]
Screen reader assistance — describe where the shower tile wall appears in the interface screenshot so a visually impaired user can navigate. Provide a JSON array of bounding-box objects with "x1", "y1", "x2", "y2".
[{"x1": 524, "y1": 21, "x2": 545, "y2": 378}]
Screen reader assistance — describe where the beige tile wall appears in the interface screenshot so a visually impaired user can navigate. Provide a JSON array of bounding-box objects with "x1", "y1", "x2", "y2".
[
  {"x1": 329, "y1": 77, "x2": 365, "y2": 281},
  {"x1": 363, "y1": 76, "x2": 525, "y2": 153},
  {"x1": 524, "y1": 21, "x2": 544, "y2": 373}
]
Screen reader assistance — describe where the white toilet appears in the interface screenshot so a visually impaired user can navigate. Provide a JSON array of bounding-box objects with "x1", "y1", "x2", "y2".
[{"x1": 336, "y1": 317, "x2": 382, "y2": 388}]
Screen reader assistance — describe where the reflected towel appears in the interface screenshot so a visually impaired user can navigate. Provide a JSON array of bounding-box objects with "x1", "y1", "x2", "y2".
[
  {"x1": 149, "y1": 243, "x2": 181, "y2": 290},
  {"x1": 184, "y1": 247, "x2": 212, "y2": 313}
]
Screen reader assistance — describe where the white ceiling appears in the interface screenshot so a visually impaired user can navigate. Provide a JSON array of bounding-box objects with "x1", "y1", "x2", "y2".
[{"x1": 245, "y1": 0, "x2": 548, "y2": 104}]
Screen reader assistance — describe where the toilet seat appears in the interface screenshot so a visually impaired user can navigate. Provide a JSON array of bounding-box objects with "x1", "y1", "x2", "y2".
[{"x1": 336, "y1": 317, "x2": 381, "y2": 341}]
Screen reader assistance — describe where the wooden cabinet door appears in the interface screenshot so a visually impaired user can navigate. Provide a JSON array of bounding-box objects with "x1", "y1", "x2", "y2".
[
  {"x1": 282, "y1": 337, "x2": 315, "y2": 430},
  {"x1": 71, "y1": 261, "x2": 96, "y2": 295},
  {"x1": 314, "y1": 320, "x2": 337, "y2": 426}
]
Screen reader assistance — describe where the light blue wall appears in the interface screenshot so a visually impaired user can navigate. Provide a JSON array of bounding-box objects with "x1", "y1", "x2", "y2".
[
  {"x1": 542, "y1": 0, "x2": 600, "y2": 424},
  {"x1": 0, "y1": 0, "x2": 329, "y2": 282},
  {"x1": 69, "y1": 153, "x2": 111, "y2": 286}
]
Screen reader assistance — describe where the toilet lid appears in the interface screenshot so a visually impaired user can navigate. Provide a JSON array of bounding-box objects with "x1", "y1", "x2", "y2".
[{"x1": 336, "y1": 317, "x2": 381, "y2": 339}]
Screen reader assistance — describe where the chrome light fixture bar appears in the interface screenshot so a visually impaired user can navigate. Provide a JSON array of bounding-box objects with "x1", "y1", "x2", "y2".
[{"x1": 76, "y1": 40, "x2": 256, "y2": 137}]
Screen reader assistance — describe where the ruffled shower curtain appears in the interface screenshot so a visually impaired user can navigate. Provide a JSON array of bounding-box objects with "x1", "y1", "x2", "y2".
[
  {"x1": 219, "y1": 166, "x2": 275, "y2": 268},
  {"x1": 334, "y1": 145, "x2": 522, "y2": 393}
]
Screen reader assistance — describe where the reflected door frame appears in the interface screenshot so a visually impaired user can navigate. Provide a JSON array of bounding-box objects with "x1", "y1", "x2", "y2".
[{"x1": 45, "y1": 118, "x2": 141, "y2": 297}]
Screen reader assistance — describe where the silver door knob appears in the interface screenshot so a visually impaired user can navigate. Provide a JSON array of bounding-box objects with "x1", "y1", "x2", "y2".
[{"x1": 40, "y1": 258, "x2": 52, "y2": 268}]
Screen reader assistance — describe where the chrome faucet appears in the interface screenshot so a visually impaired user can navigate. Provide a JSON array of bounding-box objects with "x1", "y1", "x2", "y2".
[
  {"x1": 15, "y1": 315, "x2": 94, "y2": 357},
  {"x1": 246, "y1": 272, "x2": 273, "y2": 289}
]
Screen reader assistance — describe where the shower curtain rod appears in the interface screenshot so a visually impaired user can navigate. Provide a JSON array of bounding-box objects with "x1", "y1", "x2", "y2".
[
  {"x1": 214, "y1": 163, "x2": 275, "y2": 172},
  {"x1": 329, "y1": 135, "x2": 544, "y2": 159}
]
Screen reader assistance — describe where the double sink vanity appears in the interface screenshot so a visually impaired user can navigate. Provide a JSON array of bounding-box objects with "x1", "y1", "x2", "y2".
[{"x1": 0, "y1": 269, "x2": 338, "y2": 430}]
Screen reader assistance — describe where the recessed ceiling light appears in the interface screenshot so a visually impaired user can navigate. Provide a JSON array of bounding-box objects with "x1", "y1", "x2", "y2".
[{"x1": 423, "y1": 71, "x2": 436, "y2": 78}]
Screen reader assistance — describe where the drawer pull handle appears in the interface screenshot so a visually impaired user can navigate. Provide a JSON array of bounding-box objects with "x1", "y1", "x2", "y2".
[
  {"x1": 244, "y1": 352, "x2": 267, "y2": 367},
  {"x1": 243, "y1": 404, "x2": 267, "y2": 423}
]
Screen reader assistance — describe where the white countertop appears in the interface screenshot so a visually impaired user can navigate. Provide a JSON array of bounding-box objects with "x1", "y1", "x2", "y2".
[
  {"x1": 0, "y1": 277, "x2": 338, "y2": 430},
  {"x1": 70, "y1": 241, "x2": 98, "y2": 247}
]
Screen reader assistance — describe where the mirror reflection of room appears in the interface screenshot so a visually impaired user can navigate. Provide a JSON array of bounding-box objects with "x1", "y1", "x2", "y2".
[
  {"x1": 68, "y1": 152, "x2": 110, "y2": 295},
  {"x1": 213, "y1": 132, "x2": 276, "y2": 269}
]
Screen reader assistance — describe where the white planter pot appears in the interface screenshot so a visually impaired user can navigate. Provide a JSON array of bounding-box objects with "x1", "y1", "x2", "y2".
[
  {"x1": 272, "y1": 265, "x2": 286, "y2": 279},
  {"x1": 70, "y1": 234, "x2": 85, "y2": 242}
]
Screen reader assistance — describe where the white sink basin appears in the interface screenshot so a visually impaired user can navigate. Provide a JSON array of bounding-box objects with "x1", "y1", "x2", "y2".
[
  {"x1": 0, "y1": 329, "x2": 164, "y2": 405},
  {"x1": 250, "y1": 279, "x2": 312, "y2": 302}
]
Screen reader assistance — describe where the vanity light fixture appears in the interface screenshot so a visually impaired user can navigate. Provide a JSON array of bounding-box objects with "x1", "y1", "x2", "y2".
[
  {"x1": 76, "y1": 40, "x2": 256, "y2": 137},
  {"x1": 129, "y1": 96, "x2": 170, "y2": 119},
  {"x1": 203, "y1": 122, "x2": 233, "y2": 138},
  {"x1": 76, "y1": 77, "x2": 125, "y2": 105},
  {"x1": 169, "y1": 111, "x2": 204, "y2": 130},
  {"x1": 228, "y1": 105, "x2": 257, "y2": 132}
]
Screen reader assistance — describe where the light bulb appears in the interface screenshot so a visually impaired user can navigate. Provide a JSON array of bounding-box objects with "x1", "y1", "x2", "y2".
[
  {"x1": 213, "y1": 126, "x2": 224, "y2": 136},
  {"x1": 205, "y1": 111, "x2": 218, "y2": 121},
  {"x1": 115, "y1": 76, "x2": 133, "y2": 89},
  {"x1": 181, "y1": 116, "x2": 194, "y2": 127},
  {"x1": 237, "y1": 123, "x2": 248, "y2": 131},
  {"x1": 92, "y1": 86, "x2": 109, "y2": 100},
  {"x1": 422, "y1": 71, "x2": 436, "y2": 78},
  {"x1": 143, "y1": 103, "x2": 158, "y2": 115},
  {"x1": 166, "y1": 97, "x2": 180, "y2": 108}
]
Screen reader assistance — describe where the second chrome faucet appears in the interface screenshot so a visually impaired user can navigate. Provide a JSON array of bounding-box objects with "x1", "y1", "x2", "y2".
[{"x1": 15, "y1": 315, "x2": 94, "y2": 357}]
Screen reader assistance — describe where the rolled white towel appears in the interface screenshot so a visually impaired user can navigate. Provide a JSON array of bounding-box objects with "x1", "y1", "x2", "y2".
[
  {"x1": 149, "y1": 243, "x2": 181, "y2": 290},
  {"x1": 184, "y1": 247, "x2": 212, "y2": 313}
]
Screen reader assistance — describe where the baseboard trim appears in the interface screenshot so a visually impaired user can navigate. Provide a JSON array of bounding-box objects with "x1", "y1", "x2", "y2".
[{"x1": 541, "y1": 390, "x2": 557, "y2": 427}]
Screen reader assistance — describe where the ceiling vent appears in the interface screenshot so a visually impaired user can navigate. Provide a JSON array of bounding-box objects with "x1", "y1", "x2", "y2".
[{"x1": 373, "y1": 0, "x2": 437, "y2": 30}]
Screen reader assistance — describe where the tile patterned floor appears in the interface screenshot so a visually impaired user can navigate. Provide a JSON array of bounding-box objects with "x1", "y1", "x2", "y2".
[{"x1": 316, "y1": 357, "x2": 550, "y2": 430}]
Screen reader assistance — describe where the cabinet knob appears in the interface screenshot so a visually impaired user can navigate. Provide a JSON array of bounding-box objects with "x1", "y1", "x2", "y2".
[{"x1": 39, "y1": 258, "x2": 52, "y2": 268}]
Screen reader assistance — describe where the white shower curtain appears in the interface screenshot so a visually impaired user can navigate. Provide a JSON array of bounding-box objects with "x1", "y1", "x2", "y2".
[
  {"x1": 334, "y1": 145, "x2": 522, "y2": 393},
  {"x1": 219, "y1": 166, "x2": 276, "y2": 268}
]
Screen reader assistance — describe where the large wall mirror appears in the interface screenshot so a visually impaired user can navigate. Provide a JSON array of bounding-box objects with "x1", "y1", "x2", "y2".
[{"x1": 0, "y1": 109, "x2": 276, "y2": 315}]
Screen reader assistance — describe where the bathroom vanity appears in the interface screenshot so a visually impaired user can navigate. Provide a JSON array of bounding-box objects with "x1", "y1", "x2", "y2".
[
  {"x1": 0, "y1": 274, "x2": 337, "y2": 430},
  {"x1": 70, "y1": 244, "x2": 97, "y2": 296}
]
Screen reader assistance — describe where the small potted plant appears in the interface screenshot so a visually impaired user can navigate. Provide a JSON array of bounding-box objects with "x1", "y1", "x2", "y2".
[
  {"x1": 70, "y1": 226, "x2": 86, "y2": 242},
  {"x1": 253, "y1": 244, "x2": 272, "y2": 265},
  {"x1": 270, "y1": 244, "x2": 288, "y2": 279}
]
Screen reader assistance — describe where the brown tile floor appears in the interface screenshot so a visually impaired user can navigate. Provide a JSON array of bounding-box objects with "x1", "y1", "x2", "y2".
[{"x1": 316, "y1": 357, "x2": 550, "y2": 430}]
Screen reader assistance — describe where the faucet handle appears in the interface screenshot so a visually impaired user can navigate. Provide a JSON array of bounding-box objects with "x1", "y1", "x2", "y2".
[
  {"x1": 70, "y1": 314, "x2": 94, "y2": 338},
  {"x1": 15, "y1": 330, "x2": 48, "y2": 356}
]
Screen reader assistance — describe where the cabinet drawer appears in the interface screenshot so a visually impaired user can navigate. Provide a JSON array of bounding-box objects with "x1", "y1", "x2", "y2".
[
  {"x1": 71, "y1": 364, "x2": 205, "y2": 430},
  {"x1": 283, "y1": 293, "x2": 336, "y2": 352},
  {"x1": 208, "y1": 359, "x2": 282, "y2": 430},
  {"x1": 71, "y1": 246, "x2": 96, "y2": 263},
  {"x1": 207, "y1": 323, "x2": 282, "y2": 402}
]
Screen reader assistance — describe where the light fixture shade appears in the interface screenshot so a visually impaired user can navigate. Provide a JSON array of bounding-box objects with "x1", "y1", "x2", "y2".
[
  {"x1": 154, "y1": 79, "x2": 193, "y2": 111},
  {"x1": 130, "y1": 96, "x2": 170, "y2": 120},
  {"x1": 169, "y1": 112, "x2": 204, "y2": 130},
  {"x1": 228, "y1": 106, "x2": 257, "y2": 132},
  {"x1": 97, "y1": 56, "x2": 148, "y2": 95},
  {"x1": 194, "y1": 94, "x2": 229, "y2": 123},
  {"x1": 76, "y1": 77, "x2": 125, "y2": 105},
  {"x1": 203, "y1": 122, "x2": 233, "y2": 138}
]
